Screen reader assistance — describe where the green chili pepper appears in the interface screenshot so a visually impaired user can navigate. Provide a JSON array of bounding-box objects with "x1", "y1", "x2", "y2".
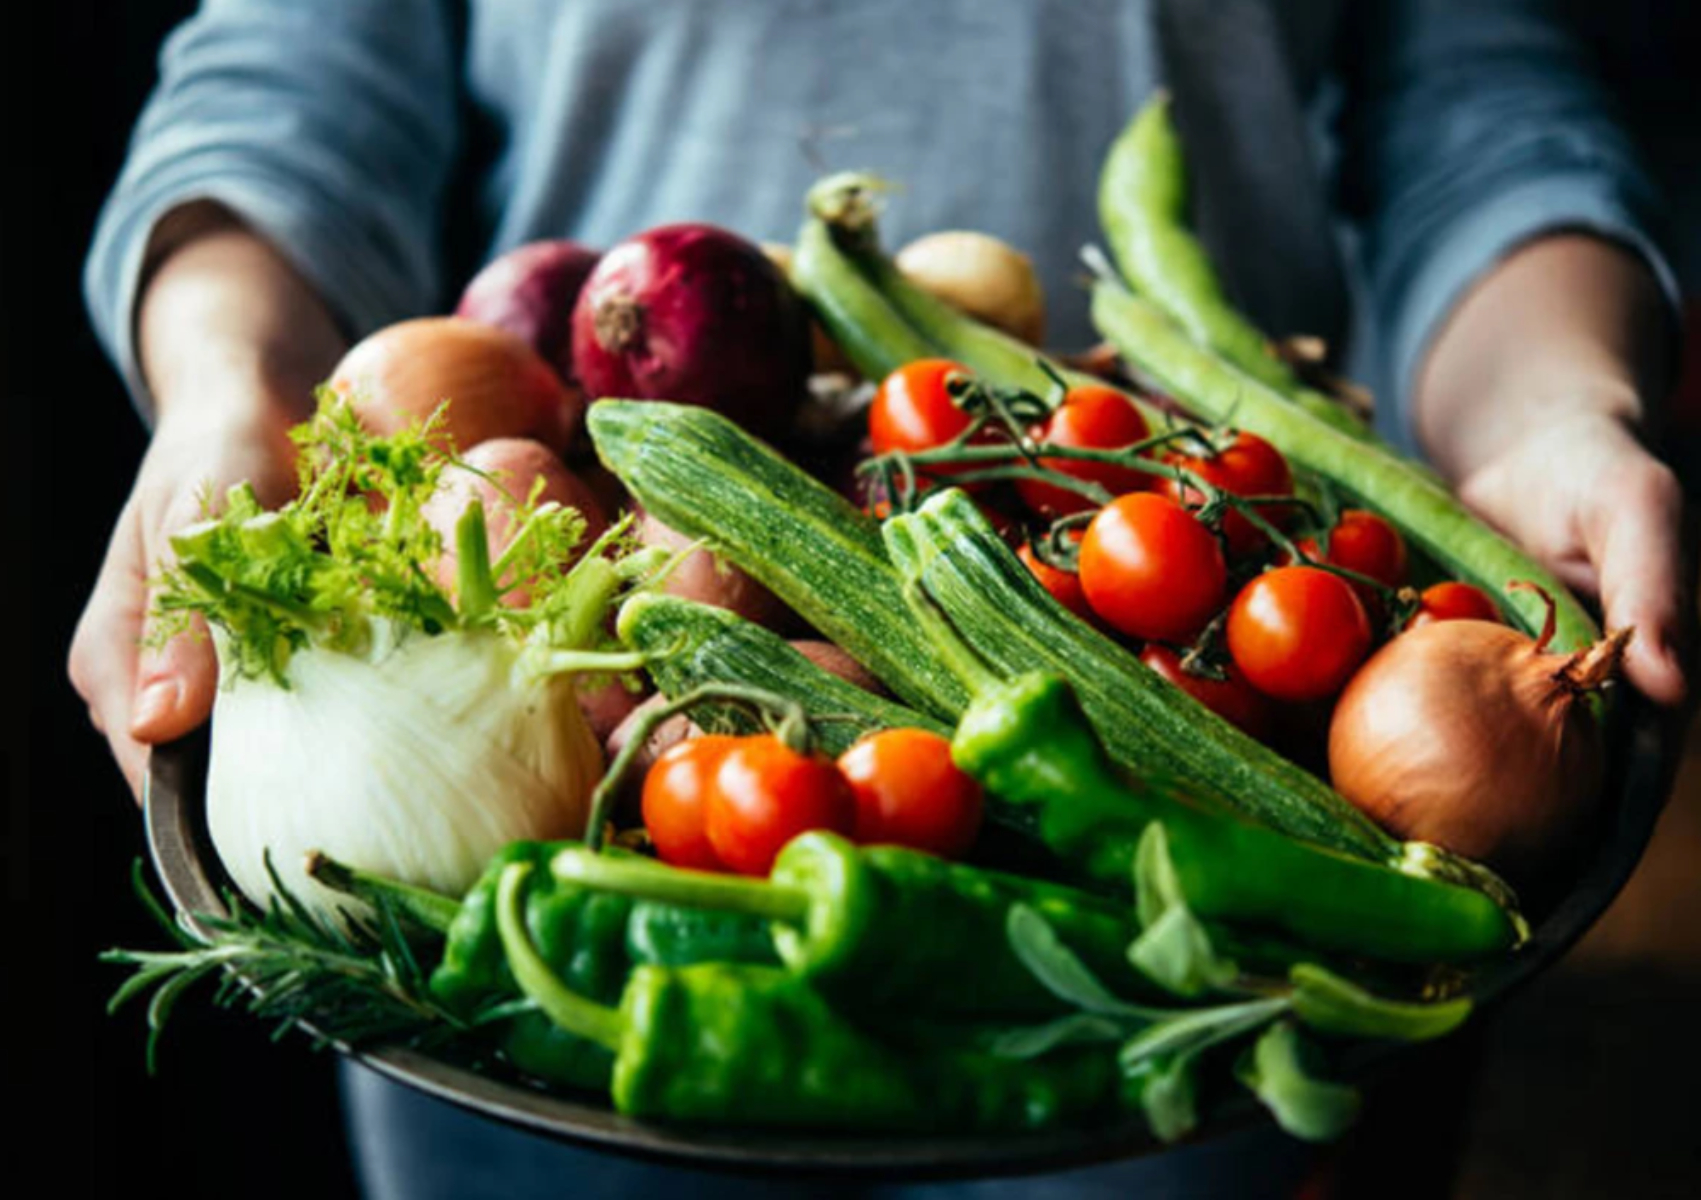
[
  {"x1": 553, "y1": 831, "x2": 1165, "y2": 1019},
  {"x1": 495, "y1": 862, "x2": 1118, "y2": 1130},
  {"x1": 951, "y1": 673, "x2": 1521, "y2": 964},
  {"x1": 427, "y1": 842, "x2": 775, "y2": 1090}
]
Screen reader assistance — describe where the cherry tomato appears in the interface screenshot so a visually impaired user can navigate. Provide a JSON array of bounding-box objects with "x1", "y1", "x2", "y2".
[
  {"x1": 705, "y1": 735, "x2": 857, "y2": 875},
  {"x1": 1138, "y1": 645, "x2": 1272, "y2": 740},
  {"x1": 1406, "y1": 581, "x2": 1504, "y2": 629},
  {"x1": 1017, "y1": 534, "x2": 1092, "y2": 620},
  {"x1": 868, "y1": 359, "x2": 974, "y2": 457},
  {"x1": 641, "y1": 735, "x2": 738, "y2": 870},
  {"x1": 1226, "y1": 566, "x2": 1372, "y2": 702},
  {"x1": 1079, "y1": 492, "x2": 1227, "y2": 642},
  {"x1": 837, "y1": 729, "x2": 984, "y2": 858},
  {"x1": 1156, "y1": 431, "x2": 1292, "y2": 557},
  {"x1": 1295, "y1": 509, "x2": 1407, "y2": 610},
  {"x1": 1015, "y1": 386, "x2": 1151, "y2": 517}
]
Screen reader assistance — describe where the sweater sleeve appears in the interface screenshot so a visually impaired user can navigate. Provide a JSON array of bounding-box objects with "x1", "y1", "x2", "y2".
[
  {"x1": 83, "y1": 0, "x2": 461, "y2": 415},
  {"x1": 1334, "y1": 0, "x2": 1680, "y2": 447}
]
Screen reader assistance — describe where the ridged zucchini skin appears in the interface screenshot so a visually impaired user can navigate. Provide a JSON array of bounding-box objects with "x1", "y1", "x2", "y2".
[
  {"x1": 883, "y1": 490, "x2": 1399, "y2": 864},
  {"x1": 587, "y1": 400, "x2": 969, "y2": 719},
  {"x1": 617, "y1": 593, "x2": 947, "y2": 755}
]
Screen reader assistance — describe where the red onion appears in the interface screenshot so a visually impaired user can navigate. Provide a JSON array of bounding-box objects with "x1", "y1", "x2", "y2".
[
  {"x1": 571, "y1": 224, "x2": 810, "y2": 438},
  {"x1": 455, "y1": 240, "x2": 599, "y2": 385}
]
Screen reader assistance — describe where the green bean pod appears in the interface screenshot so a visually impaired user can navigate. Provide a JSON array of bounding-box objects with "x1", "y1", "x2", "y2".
[
  {"x1": 1089, "y1": 280, "x2": 1598, "y2": 651},
  {"x1": 1098, "y1": 95, "x2": 1375, "y2": 443}
]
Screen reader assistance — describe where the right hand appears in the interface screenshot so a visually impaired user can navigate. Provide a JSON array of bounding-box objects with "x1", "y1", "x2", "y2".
[
  {"x1": 70, "y1": 219, "x2": 345, "y2": 799},
  {"x1": 69, "y1": 405, "x2": 302, "y2": 798}
]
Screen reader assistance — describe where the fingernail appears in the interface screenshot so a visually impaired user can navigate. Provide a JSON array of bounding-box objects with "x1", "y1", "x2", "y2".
[{"x1": 131, "y1": 677, "x2": 183, "y2": 736}]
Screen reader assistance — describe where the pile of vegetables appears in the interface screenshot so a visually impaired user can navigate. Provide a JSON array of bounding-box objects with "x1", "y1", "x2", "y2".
[{"x1": 107, "y1": 92, "x2": 1634, "y2": 1152}]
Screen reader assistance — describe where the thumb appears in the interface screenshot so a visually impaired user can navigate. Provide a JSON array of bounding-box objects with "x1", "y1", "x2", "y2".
[
  {"x1": 130, "y1": 610, "x2": 220, "y2": 744},
  {"x1": 1587, "y1": 460, "x2": 1691, "y2": 706}
]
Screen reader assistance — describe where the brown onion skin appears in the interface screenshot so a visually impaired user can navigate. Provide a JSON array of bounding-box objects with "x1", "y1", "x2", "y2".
[
  {"x1": 571, "y1": 224, "x2": 810, "y2": 440},
  {"x1": 331, "y1": 317, "x2": 583, "y2": 455},
  {"x1": 1327, "y1": 618, "x2": 1613, "y2": 886},
  {"x1": 636, "y1": 509, "x2": 794, "y2": 631},
  {"x1": 421, "y1": 438, "x2": 608, "y2": 604},
  {"x1": 455, "y1": 240, "x2": 599, "y2": 385}
]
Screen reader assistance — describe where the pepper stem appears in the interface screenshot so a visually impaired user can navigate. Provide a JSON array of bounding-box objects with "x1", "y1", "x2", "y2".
[
  {"x1": 494, "y1": 863, "x2": 626, "y2": 1052},
  {"x1": 552, "y1": 848, "x2": 811, "y2": 924}
]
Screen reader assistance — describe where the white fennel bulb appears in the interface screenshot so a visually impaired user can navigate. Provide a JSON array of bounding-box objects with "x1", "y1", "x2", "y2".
[
  {"x1": 158, "y1": 398, "x2": 660, "y2": 918},
  {"x1": 207, "y1": 623, "x2": 600, "y2": 912}
]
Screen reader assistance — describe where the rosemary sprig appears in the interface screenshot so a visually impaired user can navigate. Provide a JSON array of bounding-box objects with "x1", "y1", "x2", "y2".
[{"x1": 103, "y1": 858, "x2": 498, "y2": 1072}]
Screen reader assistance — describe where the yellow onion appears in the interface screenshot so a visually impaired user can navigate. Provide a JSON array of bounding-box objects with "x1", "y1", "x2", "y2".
[
  {"x1": 329, "y1": 317, "x2": 583, "y2": 454},
  {"x1": 896, "y1": 230, "x2": 1047, "y2": 346},
  {"x1": 1327, "y1": 597, "x2": 1630, "y2": 886}
]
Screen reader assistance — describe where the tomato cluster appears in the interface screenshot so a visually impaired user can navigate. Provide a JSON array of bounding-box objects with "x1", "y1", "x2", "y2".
[
  {"x1": 866, "y1": 361, "x2": 1509, "y2": 750},
  {"x1": 642, "y1": 727, "x2": 983, "y2": 876}
]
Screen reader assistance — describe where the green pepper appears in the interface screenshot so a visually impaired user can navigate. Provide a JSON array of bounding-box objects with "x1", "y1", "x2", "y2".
[
  {"x1": 553, "y1": 831, "x2": 1162, "y2": 1020},
  {"x1": 427, "y1": 842, "x2": 776, "y2": 1090},
  {"x1": 951, "y1": 673, "x2": 1520, "y2": 964},
  {"x1": 495, "y1": 862, "x2": 1117, "y2": 1130}
]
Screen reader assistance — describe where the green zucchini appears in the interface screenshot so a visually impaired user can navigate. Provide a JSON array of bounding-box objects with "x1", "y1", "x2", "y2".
[
  {"x1": 587, "y1": 400, "x2": 969, "y2": 718},
  {"x1": 793, "y1": 212, "x2": 936, "y2": 381},
  {"x1": 883, "y1": 489, "x2": 1400, "y2": 864},
  {"x1": 1090, "y1": 281, "x2": 1598, "y2": 652},
  {"x1": 617, "y1": 592, "x2": 946, "y2": 755},
  {"x1": 797, "y1": 174, "x2": 1162, "y2": 420}
]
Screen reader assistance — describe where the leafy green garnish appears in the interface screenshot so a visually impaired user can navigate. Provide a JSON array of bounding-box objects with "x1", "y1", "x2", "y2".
[
  {"x1": 103, "y1": 859, "x2": 506, "y2": 1073},
  {"x1": 1236, "y1": 1021, "x2": 1362, "y2": 1142},
  {"x1": 1129, "y1": 823, "x2": 1239, "y2": 996},
  {"x1": 150, "y1": 393, "x2": 659, "y2": 685}
]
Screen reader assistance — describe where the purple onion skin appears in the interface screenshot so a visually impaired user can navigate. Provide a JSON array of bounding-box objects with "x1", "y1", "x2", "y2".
[
  {"x1": 456, "y1": 240, "x2": 600, "y2": 384},
  {"x1": 571, "y1": 223, "x2": 811, "y2": 439}
]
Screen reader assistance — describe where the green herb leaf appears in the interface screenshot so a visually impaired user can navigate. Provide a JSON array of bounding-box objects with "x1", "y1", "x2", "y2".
[
  {"x1": 1006, "y1": 904, "x2": 1159, "y2": 1020},
  {"x1": 149, "y1": 395, "x2": 639, "y2": 685},
  {"x1": 102, "y1": 858, "x2": 494, "y2": 1071},
  {"x1": 1236, "y1": 1020, "x2": 1361, "y2": 1143},
  {"x1": 1129, "y1": 824, "x2": 1238, "y2": 996},
  {"x1": 988, "y1": 1013, "x2": 1128, "y2": 1060},
  {"x1": 1125, "y1": 1054, "x2": 1198, "y2": 1143},
  {"x1": 1289, "y1": 963, "x2": 1472, "y2": 1042},
  {"x1": 1117, "y1": 996, "x2": 1288, "y2": 1072}
]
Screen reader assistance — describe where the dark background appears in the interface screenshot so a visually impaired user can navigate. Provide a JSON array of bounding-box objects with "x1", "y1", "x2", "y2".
[
  {"x1": 14, "y1": 3, "x2": 1699, "y2": 1197},
  {"x1": 22, "y1": 4, "x2": 360, "y2": 1195}
]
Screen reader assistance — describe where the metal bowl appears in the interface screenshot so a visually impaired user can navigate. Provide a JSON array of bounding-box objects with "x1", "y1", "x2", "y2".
[{"x1": 143, "y1": 695, "x2": 1681, "y2": 1177}]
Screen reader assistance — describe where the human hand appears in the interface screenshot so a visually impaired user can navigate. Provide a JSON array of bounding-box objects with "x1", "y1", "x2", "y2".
[
  {"x1": 69, "y1": 408, "x2": 302, "y2": 797},
  {"x1": 1415, "y1": 235, "x2": 1689, "y2": 706},
  {"x1": 69, "y1": 218, "x2": 343, "y2": 797},
  {"x1": 1452, "y1": 412, "x2": 1691, "y2": 706}
]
